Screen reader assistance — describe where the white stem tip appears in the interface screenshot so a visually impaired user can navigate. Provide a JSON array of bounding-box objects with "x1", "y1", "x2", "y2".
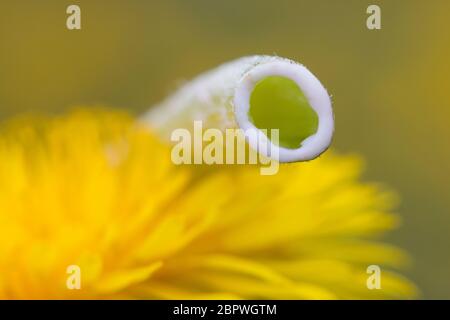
[{"x1": 142, "y1": 55, "x2": 334, "y2": 163}]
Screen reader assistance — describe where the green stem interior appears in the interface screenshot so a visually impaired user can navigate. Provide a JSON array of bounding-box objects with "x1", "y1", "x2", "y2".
[{"x1": 248, "y1": 76, "x2": 319, "y2": 149}]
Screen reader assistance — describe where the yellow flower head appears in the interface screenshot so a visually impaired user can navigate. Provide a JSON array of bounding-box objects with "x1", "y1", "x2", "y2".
[{"x1": 0, "y1": 109, "x2": 416, "y2": 299}]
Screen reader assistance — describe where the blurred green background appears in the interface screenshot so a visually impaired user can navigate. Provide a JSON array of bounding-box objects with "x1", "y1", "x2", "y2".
[{"x1": 0, "y1": 0, "x2": 449, "y2": 299}]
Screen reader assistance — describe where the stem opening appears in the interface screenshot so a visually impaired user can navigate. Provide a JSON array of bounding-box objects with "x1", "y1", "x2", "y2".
[{"x1": 248, "y1": 76, "x2": 319, "y2": 149}]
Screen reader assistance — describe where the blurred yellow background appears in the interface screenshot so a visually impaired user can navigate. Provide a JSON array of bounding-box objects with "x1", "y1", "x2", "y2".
[{"x1": 0, "y1": 0, "x2": 449, "y2": 298}]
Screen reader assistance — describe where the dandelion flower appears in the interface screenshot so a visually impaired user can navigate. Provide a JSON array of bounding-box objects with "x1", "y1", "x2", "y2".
[{"x1": 0, "y1": 109, "x2": 416, "y2": 299}]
